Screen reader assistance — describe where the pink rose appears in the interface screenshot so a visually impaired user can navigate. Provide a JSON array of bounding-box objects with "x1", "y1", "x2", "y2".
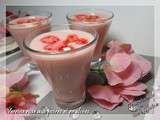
[{"x1": 88, "y1": 40, "x2": 152, "y2": 110}]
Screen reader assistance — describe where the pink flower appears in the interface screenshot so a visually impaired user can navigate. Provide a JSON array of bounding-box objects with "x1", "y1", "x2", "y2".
[
  {"x1": 6, "y1": 91, "x2": 38, "y2": 110},
  {"x1": 88, "y1": 82, "x2": 147, "y2": 110},
  {"x1": 5, "y1": 58, "x2": 30, "y2": 90},
  {"x1": 0, "y1": 97, "x2": 25, "y2": 120},
  {"x1": 6, "y1": 70, "x2": 29, "y2": 91},
  {"x1": 87, "y1": 40, "x2": 152, "y2": 110},
  {"x1": 105, "y1": 40, "x2": 151, "y2": 86}
]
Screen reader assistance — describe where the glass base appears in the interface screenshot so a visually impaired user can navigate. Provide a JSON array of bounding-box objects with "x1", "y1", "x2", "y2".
[
  {"x1": 27, "y1": 62, "x2": 39, "y2": 72},
  {"x1": 55, "y1": 93, "x2": 86, "y2": 110},
  {"x1": 91, "y1": 58, "x2": 103, "y2": 68}
]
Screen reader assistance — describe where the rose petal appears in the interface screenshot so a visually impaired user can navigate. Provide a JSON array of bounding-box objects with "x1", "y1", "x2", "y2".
[
  {"x1": 88, "y1": 85, "x2": 123, "y2": 103},
  {"x1": 108, "y1": 40, "x2": 134, "y2": 54},
  {"x1": 118, "y1": 63, "x2": 142, "y2": 86},
  {"x1": 124, "y1": 82, "x2": 147, "y2": 91},
  {"x1": 110, "y1": 53, "x2": 132, "y2": 73},
  {"x1": 131, "y1": 54, "x2": 152, "y2": 77},
  {"x1": 120, "y1": 44, "x2": 134, "y2": 54},
  {"x1": 6, "y1": 70, "x2": 27, "y2": 88},
  {"x1": 24, "y1": 93, "x2": 37, "y2": 104},
  {"x1": 106, "y1": 46, "x2": 122, "y2": 61},
  {"x1": 121, "y1": 89, "x2": 146, "y2": 96},
  {"x1": 11, "y1": 73, "x2": 29, "y2": 90},
  {"x1": 108, "y1": 40, "x2": 120, "y2": 48},
  {"x1": 21, "y1": 103, "x2": 37, "y2": 110},
  {"x1": 121, "y1": 95, "x2": 135, "y2": 103},
  {"x1": 103, "y1": 64, "x2": 123, "y2": 85},
  {"x1": 92, "y1": 98, "x2": 121, "y2": 110}
]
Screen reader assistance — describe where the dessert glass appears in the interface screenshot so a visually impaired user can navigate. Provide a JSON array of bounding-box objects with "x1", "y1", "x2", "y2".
[
  {"x1": 23, "y1": 24, "x2": 98, "y2": 109},
  {"x1": 66, "y1": 9, "x2": 114, "y2": 63},
  {"x1": 8, "y1": 10, "x2": 52, "y2": 69}
]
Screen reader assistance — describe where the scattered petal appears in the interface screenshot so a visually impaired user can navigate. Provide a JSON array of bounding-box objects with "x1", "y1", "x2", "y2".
[
  {"x1": 120, "y1": 44, "x2": 134, "y2": 54},
  {"x1": 121, "y1": 89, "x2": 146, "y2": 96},
  {"x1": 121, "y1": 95, "x2": 135, "y2": 103},
  {"x1": 125, "y1": 82, "x2": 147, "y2": 91},
  {"x1": 108, "y1": 40, "x2": 134, "y2": 54},
  {"x1": 118, "y1": 63, "x2": 142, "y2": 86},
  {"x1": 88, "y1": 85, "x2": 123, "y2": 103},
  {"x1": 6, "y1": 91, "x2": 38, "y2": 110},
  {"x1": 103, "y1": 64, "x2": 123, "y2": 85},
  {"x1": 131, "y1": 54, "x2": 152, "y2": 77},
  {"x1": 110, "y1": 53, "x2": 132, "y2": 73},
  {"x1": 6, "y1": 70, "x2": 28, "y2": 88},
  {"x1": 92, "y1": 99, "x2": 121, "y2": 110},
  {"x1": 106, "y1": 46, "x2": 122, "y2": 61}
]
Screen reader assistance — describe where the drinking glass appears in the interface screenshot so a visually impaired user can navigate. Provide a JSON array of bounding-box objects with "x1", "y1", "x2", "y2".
[
  {"x1": 8, "y1": 10, "x2": 52, "y2": 70},
  {"x1": 23, "y1": 24, "x2": 98, "y2": 109},
  {"x1": 66, "y1": 9, "x2": 114, "y2": 64}
]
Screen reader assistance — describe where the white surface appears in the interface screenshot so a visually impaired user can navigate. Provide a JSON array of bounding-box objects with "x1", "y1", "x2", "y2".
[{"x1": 7, "y1": 6, "x2": 155, "y2": 57}]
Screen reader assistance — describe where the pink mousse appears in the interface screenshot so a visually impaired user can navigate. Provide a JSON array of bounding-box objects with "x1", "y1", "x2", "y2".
[
  {"x1": 28, "y1": 30, "x2": 96, "y2": 109},
  {"x1": 8, "y1": 16, "x2": 51, "y2": 57},
  {"x1": 68, "y1": 13, "x2": 112, "y2": 60}
]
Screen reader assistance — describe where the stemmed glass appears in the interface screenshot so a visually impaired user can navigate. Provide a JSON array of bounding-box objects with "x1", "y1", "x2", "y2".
[
  {"x1": 66, "y1": 9, "x2": 114, "y2": 65},
  {"x1": 23, "y1": 24, "x2": 98, "y2": 109},
  {"x1": 8, "y1": 10, "x2": 52, "y2": 70}
]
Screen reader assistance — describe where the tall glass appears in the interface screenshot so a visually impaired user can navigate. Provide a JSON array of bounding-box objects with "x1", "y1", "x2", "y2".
[
  {"x1": 8, "y1": 10, "x2": 52, "y2": 68},
  {"x1": 66, "y1": 9, "x2": 114, "y2": 63},
  {"x1": 23, "y1": 24, "x2": 98, "y2": 109}
]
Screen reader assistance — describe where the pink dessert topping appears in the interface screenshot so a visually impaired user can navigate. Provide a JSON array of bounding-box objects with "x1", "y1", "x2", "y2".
[
  {"x1": 40, "y1": 34, "x2": 89, "y2": 52},
  {"x1": 73, "y1": 14, "x2": 100, "y2": 22},
  {"x1": 41, "y1": 35, "x2": 60, "y2": 44},
  {"x1": 16, "y1": 17, "x2": 47, "y2": 24}
]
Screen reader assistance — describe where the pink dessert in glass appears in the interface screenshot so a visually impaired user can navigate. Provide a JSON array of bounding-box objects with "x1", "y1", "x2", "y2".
[
  {"x1": 8, "y1": 14, "x2": 51, "y2": 57},
  {"x1": 24, "y1": 26, "x2": 98, "y2": 109},
  {"x1": 67, "y1": 9, "x2": 114, "y2": 61}
]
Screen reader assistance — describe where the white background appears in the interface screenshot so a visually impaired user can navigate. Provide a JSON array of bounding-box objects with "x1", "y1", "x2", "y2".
[{"x1": 7, "y1": 6, "x2": 154, "y2": 57}]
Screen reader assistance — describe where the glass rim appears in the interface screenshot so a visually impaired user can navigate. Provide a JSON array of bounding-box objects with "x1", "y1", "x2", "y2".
[
  {"x1": 23, "y1": 24, "x2": 98, "y2": 56},
  {"x1": 66, "y1": 8, "x2": 114, "y2": 23},
  {"x1": 8, "y1": 10, "x2": 52, "y2": 26}
]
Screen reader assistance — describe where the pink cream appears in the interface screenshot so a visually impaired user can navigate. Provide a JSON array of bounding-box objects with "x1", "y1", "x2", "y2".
[{"x1": 28, "y1": 30, "x2": 97, "y2": 109}]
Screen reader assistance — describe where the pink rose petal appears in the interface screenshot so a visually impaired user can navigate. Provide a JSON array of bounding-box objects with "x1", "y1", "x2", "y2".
[
  {"x1": 88, "y1": 85, "x2": 123, "y2": 103},
  {"x1": 92, "y1": 98, "x2": 121, "y2": 110},
  {"x1": 120, "y1": 44, "x2": 134, "y2": 54},
  {"x1": 121, "y1": 89, "x2": 146, "y2": 96},
  {"x1": 6, "y1": 69, "x2": 29, "y2": 89},
  {"x1": 110, "y1": 53, "x2": 132, "y2": 73},
  {"x1": 118, "y1": 63, "x2": 142, "y2": 86},
  {"x1": 124, "y1": 82, "x2": 147, "y2": 91},
  {"x1": 131, "y1": 54, "x2": 152, "y2": 77},
  {"x1": 106, "y1": 46, "x2": 122, "y2": 61},
  {"x1": 103, "y1": 64, "x2": 123, "y2": 85},
  {"x1": 11, "y1": 73, "x2": 29, "y2": 90},
  {"x1": 121, "y1": 95, "x2": 135, "y2": 103},
  {"x1": 108, "y1": 40, "x2": 134, "y2": 54},
  {"x1": 22, "y1": 103, "x2": 37, "y2": 110},
  {"x1": 108, "y1": 40, "x2": 120, "y2": 48}
]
